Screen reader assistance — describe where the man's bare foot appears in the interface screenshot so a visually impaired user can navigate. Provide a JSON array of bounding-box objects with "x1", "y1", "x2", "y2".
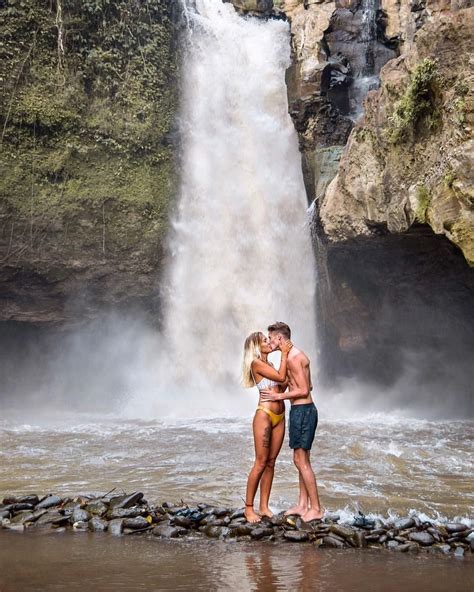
[
  {"x1": 244, "y1": 506, "x2": 262, "y2": 523},
  {"x1": 258, "y1": 507, "x2": 273, "y2": 519},
  {"x1": 302, "y1": 507, "x2": 324, "y2": 522},
  {"x1": 284, "y1": 505, "x2": 307, "y2": 517}
]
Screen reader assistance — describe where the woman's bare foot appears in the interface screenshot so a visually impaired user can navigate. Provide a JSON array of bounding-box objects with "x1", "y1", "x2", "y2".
[
  {"x1": 244, "y1": 506, "x2": 262, "y2": 523},
  {"x1": 302, "y1": 507, "x2": 324, "y2": 522},
  {"x1": 258, "y1": 507, "x2": 273, "y2": 519},
  {"x1": 284, "y1": 505, "x2": 307, "y2": 516}
]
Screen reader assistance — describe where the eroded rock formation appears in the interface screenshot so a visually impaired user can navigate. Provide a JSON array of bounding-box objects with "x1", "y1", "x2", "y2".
[{"x1": 319, "y1": 9, "x2": 474, "y2": 265}]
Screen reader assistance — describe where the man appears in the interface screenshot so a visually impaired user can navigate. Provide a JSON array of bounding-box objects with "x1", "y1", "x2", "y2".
[{"x1": 261, "y1": 321, "x2": 323, "y2": 522}]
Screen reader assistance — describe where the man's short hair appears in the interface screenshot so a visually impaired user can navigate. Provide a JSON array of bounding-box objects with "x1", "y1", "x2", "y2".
[{"x1": 267, "y1": 321, "x2": 291, "y2": 340}]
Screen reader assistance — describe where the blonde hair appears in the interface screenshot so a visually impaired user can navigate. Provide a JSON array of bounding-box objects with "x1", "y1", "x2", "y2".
[{"x1": 241, "y1": 331, "x2": 264, "y2": 388}]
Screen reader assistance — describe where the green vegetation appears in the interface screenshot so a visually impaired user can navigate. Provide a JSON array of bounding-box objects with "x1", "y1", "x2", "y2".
[
  {"x1": 415, "y1": 184, "x2": 430, "y2": 223},
  {"x1": 386, "y1": 59, "x2": 441, "y2": 145},
  {"x1": 0, "y1": 0, "x2": 178, "y2": 257}
]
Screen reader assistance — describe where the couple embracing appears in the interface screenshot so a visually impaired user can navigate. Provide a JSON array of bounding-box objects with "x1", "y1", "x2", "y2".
[{"x1": 241, "y1": 322, "x2": 323, "y2": 524}]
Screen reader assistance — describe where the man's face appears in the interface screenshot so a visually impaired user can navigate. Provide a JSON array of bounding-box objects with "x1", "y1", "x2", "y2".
[{"x1": 268, "y1": 331, "x2": 282, "y2": 352}]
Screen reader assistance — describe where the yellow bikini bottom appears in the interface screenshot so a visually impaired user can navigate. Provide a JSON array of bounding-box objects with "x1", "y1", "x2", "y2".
[{"x1": 256, "y1": 406, "x2": 285, "y2": 428}]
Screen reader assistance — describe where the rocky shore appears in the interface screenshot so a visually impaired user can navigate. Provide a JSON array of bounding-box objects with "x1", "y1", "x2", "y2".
[{"x1": 1, "y1": 492, "x2": 472, "y2": 558}]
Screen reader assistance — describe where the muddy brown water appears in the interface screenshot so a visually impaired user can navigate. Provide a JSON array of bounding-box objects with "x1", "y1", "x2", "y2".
[{"x1": 0, "y1": 530, "x2": 472, "y2": 592}]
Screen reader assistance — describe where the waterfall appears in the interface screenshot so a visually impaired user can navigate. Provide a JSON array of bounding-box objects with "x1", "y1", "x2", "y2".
[
  {"x1": 128, "y1": 0, "x2": 316, "y2": 416},
  {"x1": 348, "y1": 0, "x2": 382, "y2": 119}
]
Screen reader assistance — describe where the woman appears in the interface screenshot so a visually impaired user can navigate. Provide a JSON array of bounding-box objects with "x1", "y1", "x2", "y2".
[{"x1": 241, "y1": 331, "x2": 291, "y2": 523}]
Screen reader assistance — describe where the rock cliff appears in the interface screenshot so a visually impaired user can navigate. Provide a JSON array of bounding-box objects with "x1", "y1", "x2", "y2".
[
  {"x1": 320, "y1": 8, "x2": 473, "y2": 265},
  {"x1": 0, "y1": 0, "x2": 179, "y2": 324}
]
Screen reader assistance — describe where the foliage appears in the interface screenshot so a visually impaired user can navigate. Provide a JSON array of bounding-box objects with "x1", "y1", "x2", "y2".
[
  {"x1": 0, "y1": 0, "x2": 179, "y2": 256},
  {"x1": 415, "y1": 184, "x2": 430, "y2": 223},
  {"x1": 386, "y1": 59, "x2": 441, "y2": 145}
]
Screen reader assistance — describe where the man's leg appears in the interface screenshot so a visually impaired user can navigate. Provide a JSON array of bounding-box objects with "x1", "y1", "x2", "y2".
[
  {"x1": 284, "y1": 468, "x2": 308, "y2": 516},
  {"x1": 293, "y1": 448, "x2": 323, "y2": 521}
]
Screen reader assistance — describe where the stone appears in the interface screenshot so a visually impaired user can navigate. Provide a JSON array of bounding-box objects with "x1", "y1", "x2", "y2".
[
  {"x1": 72, "y1": 521, "x2": 89, "y2": 531},
  {"x1": 109, "y1": 492, "x2": 143, "y2": 509},
  {"x1": 0, "y1": 511, "x2": 10, "y2": 520},
  {"x1": 250, "y1": 527, "x2": 274, "y2": 540},
  {"x1": 89, "y1": 517, "x2": 108, "y2": 532},
  {"x1": 36, "y1": 496, "x2": 62, "y2": 510},
  {"x1": 431, "y1": 544, "x2": 451, "y2": 555},
  {"x1": 229, "y1": 518, "x2": 247, "y2": 527},
  {"x1": 409, "y1": 531, "x2": 435, "y2": 546},
  {"x1": 203, "y1": 525, "x2": 227, "y2": 539},
  {"x1": 10, "y1": 511, "x2": 35, "y2": 524},
  {"x1": 387, "y1": 540, "x2": 399, "y2": 550},
  {"x1": 229, "y1": 509, "x2": 245, "y2": 520},
  {"x1": 153, "y1": 524, "x2": 181, "y2": 538},
  {"x1": 454, "y1": 547, "x2": 465, "y2": 558},
  {"x1": 284, "y1": 531, "x2": 309, "y2": 542},
  {"x1": 171, "y1": 515, "x2": 192, "y2": 528},
  {"x1": 35, "y1": 511, "x2": 68, "y2": 527},
  {"x1": 445, "y1": 523, "x2": 468, "y2": 534},
  {"x1": 2, "y1": 495, "x2": 39, "y2": 506},
  {"x1": 394, "y1": 518, "x2": 415, "y2": 530},
  {"x1": 123, "y1": 517, "x2": 149, "y2": 530},
  {"x1": 330, "y1": 524, "x2": 357, "y2": 544},
  {"x1": 230, "y1": 524, "x2": 253, "y2": 537},
  {"x1": 109, "y1": 507, "x2": 144, "y2": 520},
  {"x1": 108, "y1": 519, "x2": 124, "y2": 537},
  {"x1": 354, "y1": 531, "x2": 367, "y2": 548},
  {"x1": 72, "y1": 509, "x2": 90, "y2": 523},
  {"x1": 85, "y1": 501, "x2": 108, "y2": 516},
  {"x1": 2, "y1": 522, "x2": 25, "y2": 532},
  {"x1": 323, "y1": 535, "x2": 345, "y2": 548}
]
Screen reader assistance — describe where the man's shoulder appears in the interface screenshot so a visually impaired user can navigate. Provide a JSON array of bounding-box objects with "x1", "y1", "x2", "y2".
[{"x1": 288, "y1": 348, "x2": 308, "y2": 366}]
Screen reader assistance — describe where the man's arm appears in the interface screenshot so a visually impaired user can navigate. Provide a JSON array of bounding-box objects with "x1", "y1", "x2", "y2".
[{"x1": 260, "y1": 358, "x2": 309, "y2": 402}]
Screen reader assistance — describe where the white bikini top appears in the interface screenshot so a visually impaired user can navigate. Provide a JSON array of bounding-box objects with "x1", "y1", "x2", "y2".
[{"x1": 251, "y1": 365, "x2": 278, "y2": 391}]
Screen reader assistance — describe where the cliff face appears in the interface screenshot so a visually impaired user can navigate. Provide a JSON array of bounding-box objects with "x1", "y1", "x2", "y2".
[
  {"x1": 320, "y1": 9, "x2": 474, "y2": 265},
  {"x1": 0, "y1": 1, "x2": 179, "y2": 324}
]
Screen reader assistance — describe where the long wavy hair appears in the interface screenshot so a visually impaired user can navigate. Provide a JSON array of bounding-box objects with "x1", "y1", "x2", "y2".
[{"x1": 241, "y1": 331, "x2": 264, "y2": 388}]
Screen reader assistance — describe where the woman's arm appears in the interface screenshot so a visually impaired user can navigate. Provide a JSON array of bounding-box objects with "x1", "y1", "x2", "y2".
[
  {"x1": 252, "y1": 353, "x2": 288, "y2": 383},
  {"x1": 260, "y1": 358, "x2": 309, "y2": 401},
  {"x1": 252, "y1": 339, "x2": 292, "y2": 382}
]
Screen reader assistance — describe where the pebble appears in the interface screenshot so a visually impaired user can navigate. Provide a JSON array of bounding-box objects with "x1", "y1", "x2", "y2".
[
  {"x1": 108, "y1": 519, "x2": 124, "y2": 536},
  {"x1": 445, "y1": 523, "x2": 467, "y2": 533},
  {"x1": 283, "y1": 530, "x2": 309, "y2": 542},
  {"x1": 123, "y1": 517, "x2": 149, "y2": 530},
  {"x1": 35, "y1": 511, "x2": 68, "y2": 526},
  {"x1": 72, "y1": 509, "x2": 90, "y2": 523},
  {"x1": 250, "y1": 527, "x2": 274, "y2": 540},
  {"x1": 109, "y1": 492, "x2": 143, "y2": 510},
  {"x1": 409, "y1": 532, "x2": 435, "y2": 546},
  {"x1": 89, "y1": 517, "x2": 108, "y2": 532},
  {"x1": 86, "y1": 501, "x2": 108, "y2": 516},
  {"x1": 394, "y1": 518, "x2": 415, "y2": 530},
  {"x1": 109, "y1": 507, "x2": 144, "y2": 520},
  {"x1": 323, "y1": 536, "x2": 345, "y2": 548},
  {"x1": 36, "y1": 496, "x2": 62, "y2": 510},
  {"x1": 153, "y1": 524, "x2": 182, "y2": 538},
  {"x1": 454, "y1": 547, "x2": 465, "y2": 558},
  {"x1": 387, "y1": 540, "x2": 399, "y2": 550}
]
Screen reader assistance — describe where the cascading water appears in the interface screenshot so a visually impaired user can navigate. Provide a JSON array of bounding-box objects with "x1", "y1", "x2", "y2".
[
  {"x1": 348, "y1": 0, "x2": 383, "y2": 119},
  {"x1": 126, "y1": 0, "x2": 316, "y2": 416}
]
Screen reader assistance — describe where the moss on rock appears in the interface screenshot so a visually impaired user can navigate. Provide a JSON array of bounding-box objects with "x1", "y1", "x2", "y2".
[{"x1": 0, "y1": 0, "x2": 179, "y2": 323}]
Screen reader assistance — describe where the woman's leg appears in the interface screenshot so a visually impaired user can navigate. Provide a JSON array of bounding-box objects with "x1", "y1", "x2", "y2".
[
  {"x1": 244, "y1": 412, "x2": 272, "y2": 523},
  {"x1": 258, "y1": 419, "x2": 285, "y2": 517}
]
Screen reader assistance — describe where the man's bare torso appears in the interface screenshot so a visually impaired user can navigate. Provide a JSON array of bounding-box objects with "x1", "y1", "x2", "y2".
[{"x1": 287, "y1": 347, "x2": 313, "y2": 406}]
